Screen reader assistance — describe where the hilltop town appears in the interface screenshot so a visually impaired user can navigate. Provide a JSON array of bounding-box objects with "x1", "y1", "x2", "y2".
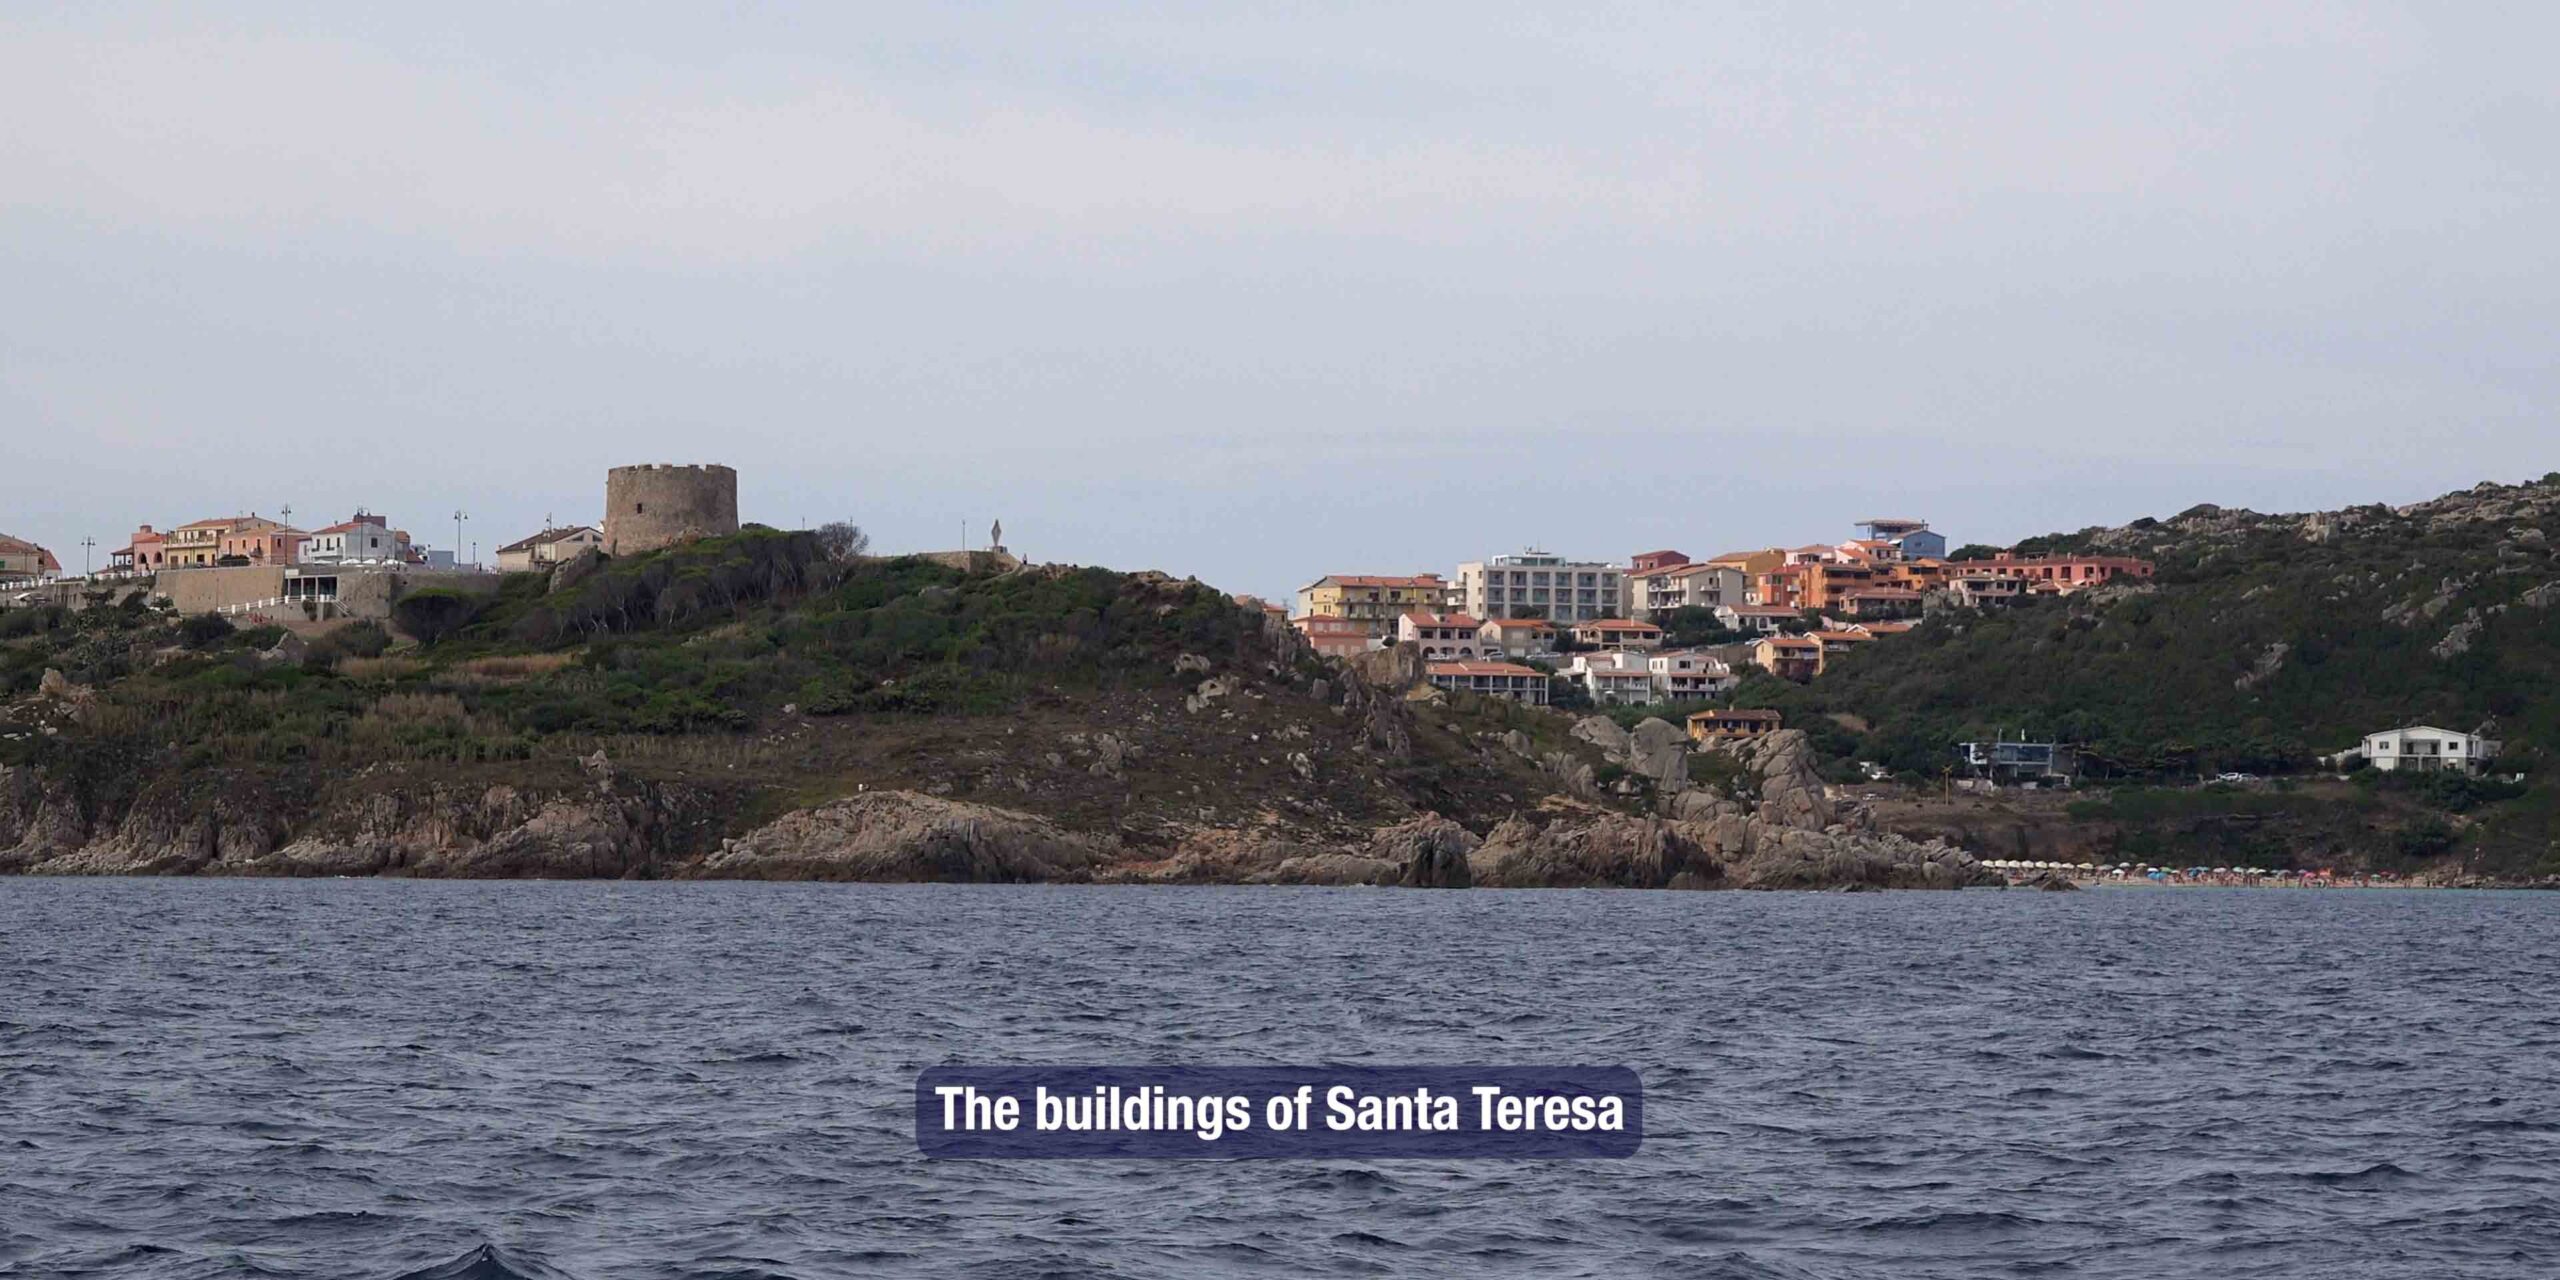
[
  {"x1": 0, "y1": 464, "x2": 745, "y2": 632},
  {"x1": 1278, "y1": 521, "x2": 2155, "y2": 729}
]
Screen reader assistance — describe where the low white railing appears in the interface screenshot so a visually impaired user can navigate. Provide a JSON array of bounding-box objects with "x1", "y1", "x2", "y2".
[{"x1": 216, "y1": 595, "x2": 338, "y2": 618}]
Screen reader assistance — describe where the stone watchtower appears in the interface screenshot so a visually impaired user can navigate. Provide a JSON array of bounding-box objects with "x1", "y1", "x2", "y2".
[{"x1": 603, "y1": 463, "x2": 739, "y2": 556}]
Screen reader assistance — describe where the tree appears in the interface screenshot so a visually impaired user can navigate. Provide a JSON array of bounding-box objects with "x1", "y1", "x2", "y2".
[
  {"x1": 1948, "y1": 544, "x2": 2004, "y2": 561},
  {"x1": 1661, "y1": 606, "x2": 1744, "y2": 648},
  {"x1": 815, "y1": 522, "x2": 871, "y2": 561},
  {"x1": 392, "y1": 589, "x2": 479, "y2": 647}
]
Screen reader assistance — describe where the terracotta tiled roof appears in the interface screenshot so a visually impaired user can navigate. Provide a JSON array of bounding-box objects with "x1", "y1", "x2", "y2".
[
  {"x1": 1576, "y1": 619, "x2": 1661, "y2": 632},
  {"x1": 1401, "y1": 611, "x2": 1484, "y2": 629},
  {"x1": 1308, "y1": 573, "x2": 1445, "y2": 590}
]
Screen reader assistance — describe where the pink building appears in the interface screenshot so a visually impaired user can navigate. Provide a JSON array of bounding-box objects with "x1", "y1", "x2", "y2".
[{"x1": 1292, "y1": 615, "x2": 1372, "y2": 659}]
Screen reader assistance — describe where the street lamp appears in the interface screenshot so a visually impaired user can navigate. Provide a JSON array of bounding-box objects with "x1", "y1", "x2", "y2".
[{"x1": 453, "y1": 510, "x2": 468, "y2": 570}]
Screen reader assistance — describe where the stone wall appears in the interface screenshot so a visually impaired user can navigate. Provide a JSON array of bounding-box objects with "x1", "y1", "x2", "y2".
[
  {"x1": 604, "y1": 463, "x2": 739, "y2": 556},
  {"x1": 156, "y1": 565, "x2": 499, "y2": 625},
  {"x1": 912, "y1": 550, "x2": 1023, "y2": 574},
  {"x1": 158, "y1": 566, "x2": 286, "y2": 614}
]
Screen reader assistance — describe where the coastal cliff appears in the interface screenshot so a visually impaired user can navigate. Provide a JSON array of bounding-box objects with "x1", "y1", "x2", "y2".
[{"x1": 0, "y1": 721, "x2": 1985, "y2": 889}]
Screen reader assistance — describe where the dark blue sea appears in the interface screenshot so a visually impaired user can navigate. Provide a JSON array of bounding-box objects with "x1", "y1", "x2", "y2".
[{"x1": 3, "y1": 880, "x2": 2556, "y2": 1279}]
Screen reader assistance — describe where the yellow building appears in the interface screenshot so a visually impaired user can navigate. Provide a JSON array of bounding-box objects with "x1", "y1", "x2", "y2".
[
  {"x1": 163, "y1": 515, "x2": 285, "y2": 568},
  {"x1": 1295, "y1": 574, "x2": 1450, "y2": 638},
  {"x1": 1708, "y1": 547, "x2": 1786, "y2": 578}
]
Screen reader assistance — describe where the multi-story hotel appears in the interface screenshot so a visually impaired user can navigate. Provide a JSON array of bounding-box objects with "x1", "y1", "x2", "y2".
[{"x1": 1455, "y1": 550, "x2": 1625, "y2": 625}]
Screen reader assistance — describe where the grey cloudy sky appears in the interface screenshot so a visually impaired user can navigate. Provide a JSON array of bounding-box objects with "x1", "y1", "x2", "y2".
[{"x1": 4, "y1": 2, "x2": 2553, "y2": 598}]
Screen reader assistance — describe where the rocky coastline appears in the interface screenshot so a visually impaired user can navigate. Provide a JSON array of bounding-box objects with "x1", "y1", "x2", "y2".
[{"x1": 0, "y1": 719, "x2": 1999, "y2": 891}]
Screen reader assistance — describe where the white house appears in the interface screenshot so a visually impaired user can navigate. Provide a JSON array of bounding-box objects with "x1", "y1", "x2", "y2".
[
  {"x1": 1580, "y1": 666, "x2": 1658, "y2": 706},
  {"x1": 303, "y1": 515, "x2": 408, "y2": 564},
  {"x1": 1648, "y1": 649, "x2": 1738, "y2": 701},
  {"x1": 2359, "y1": 725, "x2": 2498, "y2": 774},
  {"x1": 1716, "y1": 603, "x2": 1801, "y2": 635}
]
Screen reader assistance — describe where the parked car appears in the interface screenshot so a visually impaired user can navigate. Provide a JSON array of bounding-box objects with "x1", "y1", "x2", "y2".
[{"x1": 2215, "y1": 771, "x2": 2255, "y2": 783}]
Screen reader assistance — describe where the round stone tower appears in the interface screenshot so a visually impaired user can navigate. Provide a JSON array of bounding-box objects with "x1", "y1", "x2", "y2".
[{"x1": 603, "y1": 463, "x2": 739, "y2": 556}]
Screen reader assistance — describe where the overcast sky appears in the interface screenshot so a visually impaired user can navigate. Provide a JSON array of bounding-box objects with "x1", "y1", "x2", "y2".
[{"x1": 4, "y1": 3, "x2": 2553, "y2": 598}]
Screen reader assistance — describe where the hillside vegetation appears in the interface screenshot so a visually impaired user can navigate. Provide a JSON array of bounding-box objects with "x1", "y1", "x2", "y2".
[
  {"x1": 1748, "y1": 474, "x2": 2560, "y2": 872},
  {"x1": 1, "y1": 530, "x2": 1582, "y2": 867}
]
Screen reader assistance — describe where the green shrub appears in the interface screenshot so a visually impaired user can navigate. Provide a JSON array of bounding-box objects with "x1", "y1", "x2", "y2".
[{"x1": 178, "y1": 613, "x2": 233, "y2": 650}]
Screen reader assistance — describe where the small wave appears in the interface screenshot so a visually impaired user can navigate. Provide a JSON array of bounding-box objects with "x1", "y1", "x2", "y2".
[
  {"x1": 1290, "y1": 1167, "x2": 1401, "y2": 1193},
  {"x1": 390, "y1": 1244, "x2": 566, "y2": 1280},
  {"x1": 2044, "y1": 1044, "x2": 2119, "y2": 1060},
  {"x1": 2292, "y1": 1162, "x2": 2420, "y2": 1188},
  {"x1": 1857, "y1": 1209, "x2": 2044, "y2": 1234},
  {"x1": 1328, "y1": 1229, "x2": 1411, "y2": 1250}
]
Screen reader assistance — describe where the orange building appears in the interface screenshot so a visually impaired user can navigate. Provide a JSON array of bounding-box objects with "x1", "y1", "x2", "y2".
[
  {"x1": 219, "y1": 523, "x2": 308, "y2": 565},
  {"x1": 1967, "y1": 553, "x2": 2154, "y2": 593},
  {"x1": 1688, "y1": 708, "x2": 1782, "y2": 744},
  {"x1": 1709, "y1": 547, "x2": 1787, "y2": 577},
  {"x1": 1753, "y1": 635, "x2": 1823, "y2": 682},
  {"x1": 163, "y1": 515, "x2": 288, "y2": 568}
]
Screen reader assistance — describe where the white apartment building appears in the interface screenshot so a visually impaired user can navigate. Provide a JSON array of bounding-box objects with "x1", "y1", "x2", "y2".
[
  {"x1": 1566, "y1": 648, "x2": 1737, "y2": 704},
  {"x1": 1456, "y1": 550, "x2": 1626, "y2": 626},
  {"x1": 1425, "y1": 661, "x2": 1551, "y2": 705},
  {"x1": 1627, "y1": 562, "x2": 1747, "y2": 621},
  {"x1": 1648, "y1": 650, "x2": 1738, "y2": 701}
]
